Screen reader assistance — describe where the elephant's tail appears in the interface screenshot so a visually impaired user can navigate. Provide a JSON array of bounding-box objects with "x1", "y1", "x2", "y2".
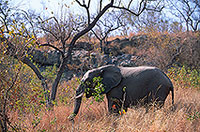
[{"x1": 171, "y1": 86, "x2": 174, "y2": 105}]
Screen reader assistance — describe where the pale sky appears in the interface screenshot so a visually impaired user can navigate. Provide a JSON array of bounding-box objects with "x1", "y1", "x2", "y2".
[
  {"x1": 9, "y1": 0, "x2": 184, "y2": 31},
  {"x1": 11, "y1": 0, "x2": 45, "y2": 11},
  {"x1": 10, "y1": 0, "x2": 84, "y2": 16},
  {"x1": 10, "y1": 0, "x2": 137, "y2": 15}
]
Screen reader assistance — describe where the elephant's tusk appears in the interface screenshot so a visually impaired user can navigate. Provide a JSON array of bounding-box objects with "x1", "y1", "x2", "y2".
[{"x1": 75, "y1": 92, "x2": 84, "y2": 98}]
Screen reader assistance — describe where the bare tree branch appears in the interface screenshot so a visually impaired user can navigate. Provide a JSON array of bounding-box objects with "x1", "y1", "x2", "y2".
[
  {"x1": 75, "y1": 0, "x2": 90, "y2": 24},
  {"x1": 20, "y1": 10, "x2": 37, "y2": 38},
  {"x1": 38, "y1": 43, "x2": 64, "y2": 57},
  {"x1": 169, "y1": 0, "x2": 200, "y2": 31},
  {"x1": 128, "y1": 0, "x2": 134, "y2": 9},
  {"x1": 111, "y1": 0, "x2": 147, "y2": 16},
  {"x1": 99, "y1": 0, "x2": 103, "y2": 12}
]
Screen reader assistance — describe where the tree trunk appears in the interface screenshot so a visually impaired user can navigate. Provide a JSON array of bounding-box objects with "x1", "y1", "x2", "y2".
[
  {"x1": 49, "y1": 57, "x2": 68, "y2": 105},
  {"x1": 100, "y1": 40, "x2": 103, "y2": 53}
]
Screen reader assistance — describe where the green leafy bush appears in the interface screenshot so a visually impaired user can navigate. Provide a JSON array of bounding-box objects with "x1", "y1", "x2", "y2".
[
  {"x1": 168, "y1": 65, "x2": 200, "y2": 89},
  {"x1": 92, "y1": 76, "x2": 105, "y2": 102}
]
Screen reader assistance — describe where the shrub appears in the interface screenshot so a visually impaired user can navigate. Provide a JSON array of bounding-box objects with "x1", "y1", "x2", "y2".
[{"x1": 168, "y1": 65, "x2": 200, "y2": 89}]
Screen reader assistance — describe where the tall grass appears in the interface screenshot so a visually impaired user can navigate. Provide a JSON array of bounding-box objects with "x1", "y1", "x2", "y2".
[
  {"x1": 8, "y1": 66, "x2": 200, "y2": 132},
  {"x1": 10, "y1": 86, "x2": 200, "y2": 132}
]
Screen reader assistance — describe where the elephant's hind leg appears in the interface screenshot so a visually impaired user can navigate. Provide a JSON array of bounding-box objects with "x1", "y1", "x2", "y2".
[{"x1": 154, "y1": 86, "x2": 170, "y2": 108}]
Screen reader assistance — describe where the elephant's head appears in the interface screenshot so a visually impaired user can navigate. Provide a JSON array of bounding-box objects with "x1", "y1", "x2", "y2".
[{"x1": 68, "y1": 65, "x2": 122, "y2": 120}]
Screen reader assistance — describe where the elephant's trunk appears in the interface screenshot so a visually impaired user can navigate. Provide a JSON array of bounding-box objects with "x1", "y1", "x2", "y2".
[
  {"x1": 73, "y1": 94, "x2": 83, "y2": 115},
  {"x1": 73, "y1": 84, "x2": 84, "y2": 116},
  {"x1": 69, "y1": 84, "x2": 84, "y2": 121}
]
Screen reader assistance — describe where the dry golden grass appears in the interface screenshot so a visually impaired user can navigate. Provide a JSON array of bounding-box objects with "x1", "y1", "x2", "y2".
[{"x1": 9, "y1": 79, "x2": 200, "y2": 132}]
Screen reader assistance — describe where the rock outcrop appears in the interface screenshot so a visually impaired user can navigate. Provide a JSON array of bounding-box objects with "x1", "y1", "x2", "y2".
[{"x1": 29, "y1": 32, "x2": 200, "y2": 80}]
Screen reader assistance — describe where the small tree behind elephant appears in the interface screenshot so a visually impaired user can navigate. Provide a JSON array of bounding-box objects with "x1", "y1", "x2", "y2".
[{"x1": 69, "y1": 65, "x2": 174, "y2": 120}]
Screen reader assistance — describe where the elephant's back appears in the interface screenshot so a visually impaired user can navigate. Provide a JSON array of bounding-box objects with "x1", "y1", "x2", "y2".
[
  {"x1": 120, "y1": 66, "x2": 159, "y2": 77},
  {"x1": 121, "y1": 66, "x2": 171, "y2": 85},
  {"x1": 120, "y1": 66, "x2": 172, "y2": 92}
]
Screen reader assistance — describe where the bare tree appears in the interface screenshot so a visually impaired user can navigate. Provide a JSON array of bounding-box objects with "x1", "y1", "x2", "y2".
[
  {"x1": 121, "y1": 0, "x2": 166, "y2": 32},
  {"x1": 169, "y1": 0, "x2": 200, "y2": 31},
  {"x1": 1, "y1": 0, "x2": 161, "y2": 107},
  {"x1": 92, "y1": 10, "x2": 125, "y2": 53}
]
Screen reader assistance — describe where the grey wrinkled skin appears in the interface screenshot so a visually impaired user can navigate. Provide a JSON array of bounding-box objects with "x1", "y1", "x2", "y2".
[{"x1": 69, "y1": 65, "x2": 174, "y2": 120}]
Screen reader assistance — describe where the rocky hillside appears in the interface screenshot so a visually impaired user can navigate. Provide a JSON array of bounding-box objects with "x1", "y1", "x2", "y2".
[{"x1": 31, "y1": 32, "x2": 200, "y2": 80}]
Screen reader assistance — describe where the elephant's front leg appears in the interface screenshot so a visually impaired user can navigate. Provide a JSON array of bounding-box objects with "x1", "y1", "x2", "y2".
[
  {"x1": 107, "y1": 97, "x2": 113, "y2": 113},
  {"x1": 107, "y1": 96, "x2": 125, "y2": 114}
]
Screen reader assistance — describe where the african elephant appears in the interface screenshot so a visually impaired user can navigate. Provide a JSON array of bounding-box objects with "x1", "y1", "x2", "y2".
[{"x1": 69, "y1": 65, "x2": 174, "y2": 120}]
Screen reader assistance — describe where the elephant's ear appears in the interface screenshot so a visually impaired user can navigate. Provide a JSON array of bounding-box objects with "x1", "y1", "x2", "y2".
[{"x1": 101, "y1": 66, "x2": 122, "y2": 94}]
